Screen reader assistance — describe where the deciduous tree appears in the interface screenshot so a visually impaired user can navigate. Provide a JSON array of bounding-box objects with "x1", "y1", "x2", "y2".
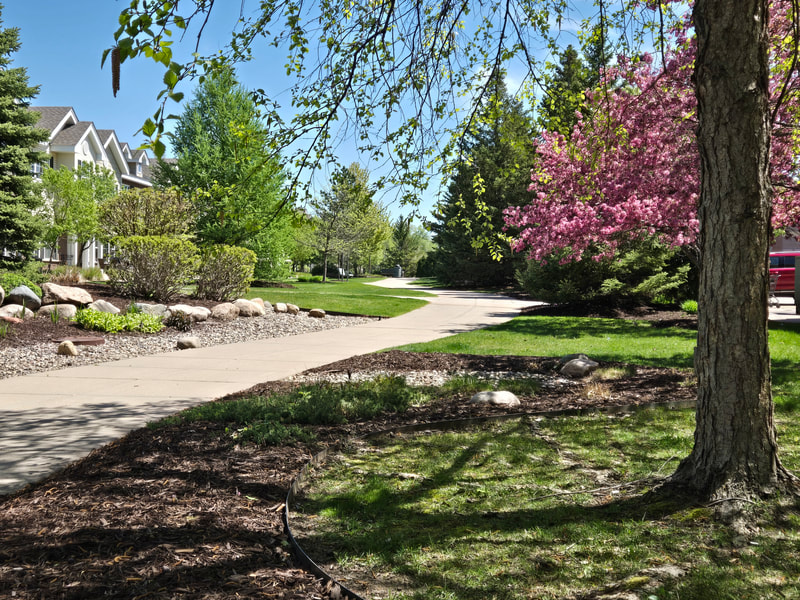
[{"x1": 41, "y1": 163, "x2": 117, "y2": 268}]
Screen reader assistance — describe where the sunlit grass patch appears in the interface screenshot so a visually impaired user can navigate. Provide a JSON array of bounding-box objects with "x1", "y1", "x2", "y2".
[{"x1": 293, "y1": 410, "x2": 800, "y2": 600}]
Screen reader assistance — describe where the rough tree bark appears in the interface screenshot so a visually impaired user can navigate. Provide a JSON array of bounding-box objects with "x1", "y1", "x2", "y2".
[{"x1": 670, "y1": 0, "x2": 794, "y2": 500}]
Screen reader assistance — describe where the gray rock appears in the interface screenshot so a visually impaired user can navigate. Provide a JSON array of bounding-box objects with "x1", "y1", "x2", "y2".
[
  {"x1": 133, "y1": 302, "x2": 169, "y2": 317},
  {"x1": 41, "y1": 282, "x2": 93, "y2": 307},
  {"x1": 176, "y1": 336, "x2": 201, "y2": 349},
  {"x1": 38, "y1": 304, "x2": 78, "y2": 320},
  {"x1": 7, "y1": 286, "x2": 42, "y2": 311},
  {"x1": 470, "y1": 390, "x2": 521, "y2": 407},
  {"x1": 273, "y1": 302, "x2": 288, "y2": 313},
  {"x1": 309, "y1": 308, "x2": 326, "y2": 319},
  {"x1": 211, "y1": 302, "x2": 240, "y2": 321},
  {"x1": 87, "y1": 299, "x2": 120, "y2": 314},
  {"x1": 560, "y1": 356, "x2": 599, "y2": 378},
  {"x1": 57, "y1": 340, "x2": 79, "y2": 356},
  {"x1": 167, "y1": 304, "x2": 211, "y2": 322},
  {"x1": 233, "y1": 298, "x2": 265, "y2": 317},
  {"x1": 286, "y1": 303, "x2": 300, "y2": 315},
  {"x1": 0, "y1": 304, "x2": 35, "y2": 320}
]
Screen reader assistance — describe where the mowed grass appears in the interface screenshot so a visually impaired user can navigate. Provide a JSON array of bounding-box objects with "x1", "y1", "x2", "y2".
[
  {"x1": 245, "y1": 277, "x2": 432, "y2": 317},
  {"x1": 295, "y1": 410, "x2": 800, "y2": 600}
]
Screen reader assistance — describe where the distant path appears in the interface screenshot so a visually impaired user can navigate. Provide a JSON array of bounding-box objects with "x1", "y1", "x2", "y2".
[{"x1": 0, "y1": 279, "x2": 535, "y2": 495}]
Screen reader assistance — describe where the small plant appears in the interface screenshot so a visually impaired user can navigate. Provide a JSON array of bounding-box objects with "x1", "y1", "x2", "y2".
[
  {"x1": 80, "y1": 266, "x2": 104, "y2": 282},
  {"x1": 583, "y1": 381, "x2": 613, "y2": 400},
  {"x1": 0, "y1": 322, "x2": 9, "y2": 338},
  {"x1": 75, "y1": 309, "x2": 164, "y2": 333},
  {"x1": 50, "y1": 304, "x2": 60, "y2": 324},
  {"x1": 47, "y1": 265, "x2": 81, "y2": 285},
  {"x1": 164, "y1": 310, "x2": 193, "y2": 331},
  {"x1": 681, "y1": 299, "x2": 698, "y2": 314}
]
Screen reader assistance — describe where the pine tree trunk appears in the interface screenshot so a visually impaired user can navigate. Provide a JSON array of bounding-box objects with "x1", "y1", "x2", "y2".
[{"x1": 670, "y1": 0, "x2": 792, "y2": 499}]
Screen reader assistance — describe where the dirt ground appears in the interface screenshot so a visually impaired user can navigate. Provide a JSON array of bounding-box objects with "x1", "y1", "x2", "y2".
[{"x1": 0, "y1": 291, "x2": 697, "y2": 599}]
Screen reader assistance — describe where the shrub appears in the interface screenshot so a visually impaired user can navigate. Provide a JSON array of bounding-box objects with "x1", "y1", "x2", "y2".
[
  {"x1": 99, "y1": 188, "x2": 194, "y2": 239},
  {"x1": 107, "y1": 236, "x2": 198, "y2": 302},
  {"x1": 194, "y1": 244, "x2": 257, "y2": 301},
  {"x1": 296, "y1": 274, "x2": 322, "y2": 283},
  {"x1": 0, "y1": 272, "x2": 42, "y2": 297},
  {"x1": 517, "y1": 238, "x2": 693, "y2": 305},
  {"x1": 75, "y1": 309, "x2": 164, "y2": 333}
]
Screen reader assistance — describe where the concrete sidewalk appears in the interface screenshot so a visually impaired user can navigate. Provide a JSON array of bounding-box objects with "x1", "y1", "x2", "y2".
[{"x1": 0, "y1": 280, "x2": 534, "y2": 495}]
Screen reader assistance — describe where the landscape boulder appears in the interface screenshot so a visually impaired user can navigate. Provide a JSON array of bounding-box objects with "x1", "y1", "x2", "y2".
[
  {"x1": 559, "y1": 354, "x2": 599, "y2": 379},
  {"x1": 7, "y1": 285, "x2": 41, "y2": 311},
  {"x1": 233, "y1": 298, "x2": 265, "y2": 317},
  {"x1": 273, "y1": 302, "x2": 288, "y2": 314},
  {"x1": 38, "y1": 304, "x2": 78, "y2": 320},
  {"x1": 41, "y1": 282, "x2": 93, "y2": 307},
  {"x1": 57, "y1": 340, "x2": 79, "y2": 356},
  {"x1": 211, "y1": 302, "x2": 240, "y2": 321},
  {"x1": 167, "y1": 304, "x2": 211, "y2": 322},
  {"x1": 0, "y1": 304, "x2": 35, "y2": 320},
  {"x1": 308, "y1": 308, "x2": 326, "y2": 319},
  {"x1": 250, "y1": 297, "x2": 265, "y2": 309},
  {"x1": 133, "y1": 302, "x2": 169, "y2": 317},
  {"x1": 286, "y1": 303, "x2": 300, "y2": 315},
  {"x1": 0, "y1": 285, "x2": 4, "y2": 306},
  {"x1": 176, "y1": 336, "x2": 202, "y2": 349},
  {"x1": 469, "y1": 390, "x2": 521, "y2": 407},
  {"x1": 87, "y1": 299, "x2": 120, "y2": 314}
]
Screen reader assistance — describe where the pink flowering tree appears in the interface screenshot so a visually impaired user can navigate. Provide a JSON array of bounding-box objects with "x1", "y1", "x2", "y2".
[{"x1": 505, "y1": 2, "x2": 800, "y2": 265}]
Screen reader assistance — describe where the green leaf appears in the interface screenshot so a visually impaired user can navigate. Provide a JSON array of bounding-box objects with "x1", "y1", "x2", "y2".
[{"x1": 142, "y1": 119, "x2": 156, "y2": 137}]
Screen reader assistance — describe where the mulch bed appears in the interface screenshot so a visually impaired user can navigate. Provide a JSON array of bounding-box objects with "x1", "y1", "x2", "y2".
[{"x1": 0, "y1": 296, "x2": 697, "y2": 599}]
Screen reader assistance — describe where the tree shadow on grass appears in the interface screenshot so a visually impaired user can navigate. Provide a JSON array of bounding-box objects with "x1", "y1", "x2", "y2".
[{"x1": 292, "y1": 420, "x2": 705, "y2": 599}]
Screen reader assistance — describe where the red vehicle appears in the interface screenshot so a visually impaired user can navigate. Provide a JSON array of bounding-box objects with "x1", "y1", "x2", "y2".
[{"x1": 769, "y1": 251, "x2": 800, "y2": 292}]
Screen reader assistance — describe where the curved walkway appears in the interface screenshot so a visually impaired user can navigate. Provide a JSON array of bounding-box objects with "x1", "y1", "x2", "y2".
[{"x1": 0, "y1": 280, "x2": 534, "y2": 495}]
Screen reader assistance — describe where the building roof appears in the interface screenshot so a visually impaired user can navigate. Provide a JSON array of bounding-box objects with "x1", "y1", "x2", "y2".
[
  {"x1": 50, "y1": 121, "x2": 94, "y2": 147},
  {"x1": 29, "y1": 107, "x2": 77, "y2": 135}
]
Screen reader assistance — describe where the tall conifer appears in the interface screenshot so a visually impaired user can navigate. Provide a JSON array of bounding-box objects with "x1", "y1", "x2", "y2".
[{"x1": 0, "y1": 5, "x2": 49, "y2": 268}]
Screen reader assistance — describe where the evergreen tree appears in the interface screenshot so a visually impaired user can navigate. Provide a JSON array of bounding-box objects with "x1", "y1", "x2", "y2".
[
  {"x1": 155, "y1": 67, "x2": 292, "y2": 279},
  {"x1": 538, "y1": 26, "x2": 614, "y2": 136},
  {"x1": 0, "y1": 7, "x2": 49, "y2": 269},
  {"x1": 385, "y1": 215, "x2": 432, "y2": 277},
  {"x1": 429, "y1": 75, "x2": 536, "y2": 287}
]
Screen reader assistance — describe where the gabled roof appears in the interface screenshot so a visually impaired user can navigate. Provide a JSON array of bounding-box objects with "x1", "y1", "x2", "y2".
[
  {"x1": 96, "y1": 129, "x2": 129, "y2": 178},
  {"x1": 51, "y1": 121, "x2": 94, "y2": 147},
  {"x1": 30, "y1": 106, "x2": 78, "y2": 137}
]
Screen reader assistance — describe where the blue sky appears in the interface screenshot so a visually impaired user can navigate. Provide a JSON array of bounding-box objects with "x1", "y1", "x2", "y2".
[
  {"x1": 5, "y1": 1, "x2": 440, "y2": 220},
  {"x1": 4, "y1": 2, "x2": 602, "y2": 222}
]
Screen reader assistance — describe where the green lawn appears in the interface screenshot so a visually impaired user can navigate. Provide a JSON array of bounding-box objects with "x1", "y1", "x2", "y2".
[{"x1": 245, "y1": 277, "x2": 433, "y2": 317}]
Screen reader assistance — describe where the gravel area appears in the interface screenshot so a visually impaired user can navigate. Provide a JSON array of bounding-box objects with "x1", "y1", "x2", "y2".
[
  {"x1": 0, "y1": 312, "x2": 376, "y2": 380},
  {"x1": 287, "y1": 368, "x2": 579, "y2": 388}
]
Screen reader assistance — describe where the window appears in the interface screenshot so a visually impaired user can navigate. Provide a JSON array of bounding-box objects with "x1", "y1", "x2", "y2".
[{"x1": 29, "y1": 162, "x2": 42, "y2": 177}]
